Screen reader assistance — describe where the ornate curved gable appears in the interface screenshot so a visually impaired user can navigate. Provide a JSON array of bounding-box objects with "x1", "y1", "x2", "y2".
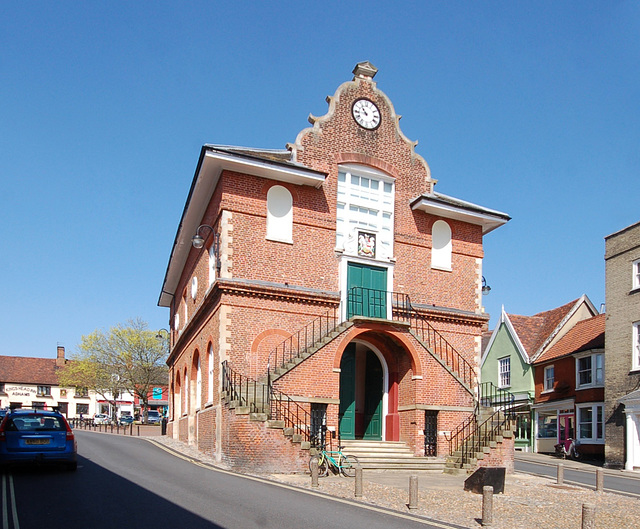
[{"x1": 287, "y1": 61, "x2": 434, "y2": 196}]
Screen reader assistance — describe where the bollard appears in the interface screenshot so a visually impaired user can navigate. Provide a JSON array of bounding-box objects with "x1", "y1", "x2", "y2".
[
  {"x1": 481, "y1": 485, "x2": 493, "y2": 526},
  {"x1": 355, "y1": 466, "x2": 363, "y2": 498},
  {"x1": 137, "y1": 425, "x2": 140, "y2": 436},
  {"x1": 408, "y1": 475, "x2": 418, "y2": 510},
  {"x1": 596, "y1": 468, "x2": 604, "y2": 493},
  {"x1": 582, "y1": 503, "x2": 596, "y2": 529},
  {"x1": 557, "y1": 463, "x2": 564, "y2": 485},
  {"x1": 310, "y1": 457, "x2": 319, "y2": 488}
]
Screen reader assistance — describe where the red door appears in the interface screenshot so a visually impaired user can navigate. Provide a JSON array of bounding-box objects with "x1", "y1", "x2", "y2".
[{"x1": 558, "y1": 413, "x2": 575, "y2": 452}]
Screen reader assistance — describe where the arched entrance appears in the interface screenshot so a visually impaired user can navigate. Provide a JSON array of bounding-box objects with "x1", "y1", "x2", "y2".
[{"x1": 339, "y1": 341, "x2": 387, "y2": 440}]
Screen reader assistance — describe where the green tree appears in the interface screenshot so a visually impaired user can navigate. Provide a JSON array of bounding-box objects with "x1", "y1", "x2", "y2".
[{"x1": 59, "y1": 319, "x2": 169, "y2": 423}]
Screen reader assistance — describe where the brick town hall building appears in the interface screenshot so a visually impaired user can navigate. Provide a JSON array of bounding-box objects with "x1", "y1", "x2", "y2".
[{"x1": 158, "y1": 62, "x2": 511, "y2": 473}]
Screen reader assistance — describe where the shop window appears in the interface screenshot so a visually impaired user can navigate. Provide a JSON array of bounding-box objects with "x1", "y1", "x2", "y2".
[
  {"x1": 577, "y1": 404, "x2": 604, "y2": 442},
  {"x1": 537, "y1": 412, "x2": 557, "y2": 439}
]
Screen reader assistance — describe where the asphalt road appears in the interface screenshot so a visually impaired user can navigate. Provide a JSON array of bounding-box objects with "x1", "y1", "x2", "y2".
[
  {"x1": 1, "y1": 431, "x2": 457, "y2": 529},
  {"x1": 514, "y1": 455, "x2": 640, "y2": 499}
]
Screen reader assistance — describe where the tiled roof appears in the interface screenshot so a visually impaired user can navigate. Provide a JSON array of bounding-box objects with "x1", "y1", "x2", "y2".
[
  {"x1": 0, "y1": 356, "x2": 62, "y2": 385},
  {"x1": 508, "y1": 299, "x2": 579, "y2": 360},
  {"x1": 533, "y1": 313, "x2": 605, "y2": 364}
]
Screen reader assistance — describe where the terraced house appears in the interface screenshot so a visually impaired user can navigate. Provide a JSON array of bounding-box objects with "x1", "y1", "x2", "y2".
[{"x1": 158, "y1": 62, "x2": 511, "y2": 472}]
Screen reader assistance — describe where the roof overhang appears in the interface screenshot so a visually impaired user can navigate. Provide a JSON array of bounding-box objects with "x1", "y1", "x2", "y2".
[
  {"x1": 158, "y1": 146, "x2": 326, "y2": 307},
  {"x1": 410, "y1": 192, "x2": 510, "y2": 235}
]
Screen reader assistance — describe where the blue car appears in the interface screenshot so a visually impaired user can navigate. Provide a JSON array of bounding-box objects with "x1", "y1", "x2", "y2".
[{"x1": 0, "y1": 409, "x2": 77, "y2": 471}]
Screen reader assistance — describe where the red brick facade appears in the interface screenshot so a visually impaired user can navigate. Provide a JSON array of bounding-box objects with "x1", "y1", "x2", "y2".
[{"x1": 159, "y1": 62, "x2": 510, "y2": 472}]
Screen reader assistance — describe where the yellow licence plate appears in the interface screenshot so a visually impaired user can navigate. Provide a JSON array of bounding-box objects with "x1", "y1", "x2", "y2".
[{"x1": 26, "y1": 438, "x2": 50, "y2": 445}]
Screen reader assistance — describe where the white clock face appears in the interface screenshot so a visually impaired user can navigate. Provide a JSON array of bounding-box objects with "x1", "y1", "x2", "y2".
[{"x1": 352, "y1": 99, "x2": 381, "y2": 129}]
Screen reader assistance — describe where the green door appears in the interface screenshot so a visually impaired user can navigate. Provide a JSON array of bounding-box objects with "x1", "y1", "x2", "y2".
[
  {"x1": 347, "y1": 263, "x2": 387, "y2": 318},
  {"x1": 363, "y1": 351, "x2": 383, "y2": 440},
  {"x1": 339, "y1": 344, "x2": 356, "y2": 439}
]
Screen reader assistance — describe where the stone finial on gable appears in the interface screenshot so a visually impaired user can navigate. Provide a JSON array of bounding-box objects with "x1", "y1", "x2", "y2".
[{"x1": 352, "y1": 61, "x2": 378, "y2": 80}]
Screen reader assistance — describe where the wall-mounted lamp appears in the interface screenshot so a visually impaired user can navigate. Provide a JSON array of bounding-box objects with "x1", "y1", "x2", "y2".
[
  {"x1": 192, "y1": 224, "x2": 221, "y2": 271},
  {"x1": 156, "y1": 328, "x2": 169, "y2": 340},
  {"x1": 482, "y1": 276, "x2": 491, "y2": 296}
]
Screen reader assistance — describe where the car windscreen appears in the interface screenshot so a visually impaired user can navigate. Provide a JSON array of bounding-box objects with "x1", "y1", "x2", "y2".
[{"x1": 8, "y1": 415, "x2": 66, "y2": 431}]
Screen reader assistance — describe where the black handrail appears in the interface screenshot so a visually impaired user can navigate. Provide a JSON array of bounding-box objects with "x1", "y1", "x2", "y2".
[
  {"x1": 447, "y1": 382, "x2": 516, "y2": 467},
  {"x1": 400, "y1": 310, "x2": 475, "y2": 389},
  {"x1": 222, "y1": 361, "x2": 313, "y2": 445}
]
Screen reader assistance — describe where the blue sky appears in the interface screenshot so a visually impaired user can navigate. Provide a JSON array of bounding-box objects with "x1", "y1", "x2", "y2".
[{"x1": 1, "y1": 2, "x2": 638, "y2": 358}]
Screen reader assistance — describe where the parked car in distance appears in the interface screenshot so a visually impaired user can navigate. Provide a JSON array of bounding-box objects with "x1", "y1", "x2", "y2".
[
  {"x1": 119, "y1": 412, "x2": 134, "y2": 426},
  {"x1": 92, "y1": 413, "x2": 111, "y2": 426},
  {"x1": 146, "y1": 410, "x2": 162, "y2": 424},
  {"x1": 0, "y1": 408, "x2": 77, "y2": 471}
]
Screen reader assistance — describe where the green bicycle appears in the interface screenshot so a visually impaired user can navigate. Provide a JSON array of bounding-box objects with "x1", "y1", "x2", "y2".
[{"x1": 309, "y1": 446, "x2": 359, "y2": 477}]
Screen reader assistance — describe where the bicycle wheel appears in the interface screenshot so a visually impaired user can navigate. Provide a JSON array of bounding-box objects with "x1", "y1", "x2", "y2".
[
  {"x1": 340, "y1": 454, "x2": 359, "y2": 477},
  {"x1": 309, "y1": 454, "x2": 328, "y2": 476}
]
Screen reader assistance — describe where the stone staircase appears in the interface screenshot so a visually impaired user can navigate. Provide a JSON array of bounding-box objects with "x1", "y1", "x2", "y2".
[
  {"x1": 338, "y1": 440, "x2": 447, "y2": 472},
  {"x1": 444, "y1": 406, "x2": 514, "y2": 474},
  {"x1": 266, "y1": 321, "x2": 354, "y2": 382}
]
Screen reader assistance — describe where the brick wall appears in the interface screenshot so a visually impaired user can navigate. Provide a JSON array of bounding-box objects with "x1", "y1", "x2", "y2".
[
  {"x1": 162, "y1": 67, "x2": 509, "y2": 470},
  {"x1": 604, "y1": 221, "x2": 640, "y2": 467}
]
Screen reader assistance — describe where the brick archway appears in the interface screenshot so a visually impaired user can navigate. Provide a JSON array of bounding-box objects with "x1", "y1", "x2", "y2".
[{"x1": 333, "y1": 324, "x2": 423, "y2": 442}]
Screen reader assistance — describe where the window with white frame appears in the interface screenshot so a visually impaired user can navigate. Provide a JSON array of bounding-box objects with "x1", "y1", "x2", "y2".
[
  {"x1": 336, "y1": 165, "x2": 394, "y2": 259},
  {"x1": 544, "y1": 365, "x2": 555, "y2": 392},
  {"x1": 431, "y1": 220, "x2": 452, "y2": 270},
  {"x1": 208, "y1": 343, "x2": 214, "y2": 403},
  {"x1": 633, "y1": 321, "x2": 640, "y2": 371},
  {"x1": 498, "y1": 357, "x2": 511, "y2": 388},
  {"x1": 633, "y1": 259, "x2": 640, "y2": 290},
  {"x1": 577, "y1": 404, "x2": 604, "y2": 442},
  {"x1": 266, "y1": 185, "x2": 293, "y2": 243},
  {"x1": 576, "y1": 353, "x2": 604, "y2": 388}
]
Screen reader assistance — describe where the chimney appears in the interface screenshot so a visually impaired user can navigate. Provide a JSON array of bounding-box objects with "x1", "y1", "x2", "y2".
[{"x1": 56, "y1": 345, "x2": 66, "y2": 366}]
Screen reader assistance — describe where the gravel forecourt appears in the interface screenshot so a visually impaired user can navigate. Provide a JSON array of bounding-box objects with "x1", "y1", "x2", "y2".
[{"x1": 150, "y1": 435, "x2": 640, "y2": 529}]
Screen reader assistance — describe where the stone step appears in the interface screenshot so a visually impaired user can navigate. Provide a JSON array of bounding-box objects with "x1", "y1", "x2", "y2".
[{"x1": 333, "y1": 440, "x2": 446, "y2": 472}]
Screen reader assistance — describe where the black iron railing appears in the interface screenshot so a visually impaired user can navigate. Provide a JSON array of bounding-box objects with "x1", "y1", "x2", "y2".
[
  {"x1": 447, "y1": 382, "x2": 516, "y2": 467},
  {"x1": 222, "y1": 360, "x2": 269, "y2": 414},
  {"x1": 266, "y1": 304, "x2": 341, "y2": 382},
  {"x1": 401, "y1": 311, "x2": 475, "y2": 389},
  {"x1": 222, "y1": 361, "x2": 313, "y2": 445},
  {"x1": 478, "y1": 381, "x2": 516, "y2": 411}
]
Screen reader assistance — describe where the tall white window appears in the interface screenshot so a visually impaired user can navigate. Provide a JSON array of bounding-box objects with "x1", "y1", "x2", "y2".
[
  {"x1": 498, "y1": 357, "x2": 511, "y2": 388},
  {"x1": 336, "y1": 165, "x2": 394, "y2": 260},
  {"x1": 576, "y1": 353, "x2": 604, "y2": 388},
  {"x1": 577, "y1": 404, "x2": 604, "y2": 442},
  {"x1": 544, "y1": 365, "x2": 555, "y2": 392},
  {"x1": 208, "y1": 344, "x2": 214, "y2": 403},
  {"x1": 431, "y1": 220, "x2": 452, "y2": 270},
  {"x1": 633, "y1": 259, "x2": 640, "y2": 290},
  {"x1": 633, "y1": 322, "x2": 640, "y2": 371},
  {"x1": 266, "y1": 185, "x2": 293, "y2": 243},
  {"x1": 196, "y1": 357, "x2": 202, "y2": 411}
]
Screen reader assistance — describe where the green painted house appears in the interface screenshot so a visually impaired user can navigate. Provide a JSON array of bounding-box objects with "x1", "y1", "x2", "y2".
[{"x1": 481, "y1": 295, "x2": 598, "y2": 451}]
